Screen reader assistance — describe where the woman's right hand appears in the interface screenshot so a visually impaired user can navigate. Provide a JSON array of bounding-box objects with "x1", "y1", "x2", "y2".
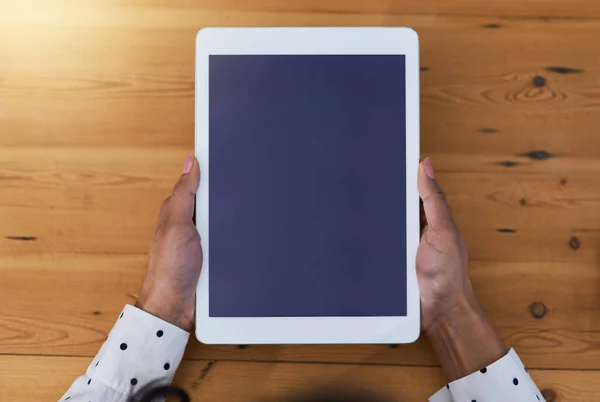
[
  {"x1": 416, "y1": 157, "x2": 476, "y2": 334},
  {"x1": 416, "y1": 158, "x2": 506, "y2": 380}
]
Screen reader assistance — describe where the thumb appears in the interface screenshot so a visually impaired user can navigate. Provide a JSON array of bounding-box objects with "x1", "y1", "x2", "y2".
[
  {"x1": 417, "y1": 158, "x2": 454, "y2": 231},
  {"x1": 166, "y1": 154, "x2": 200, "y2": 222}
]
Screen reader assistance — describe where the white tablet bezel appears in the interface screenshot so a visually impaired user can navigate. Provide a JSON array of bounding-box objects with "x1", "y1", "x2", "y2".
[{"x1": 195, "y1": 27, "x2": 420, "y2": 344}]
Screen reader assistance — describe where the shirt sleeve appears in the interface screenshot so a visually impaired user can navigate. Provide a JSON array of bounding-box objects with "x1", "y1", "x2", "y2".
[
  {"x1": 58, "y1": 304, "x2": 190, "y2": 402},
  {"x1": 429, "y1": 349, "x2": 544, "y2": 402}
]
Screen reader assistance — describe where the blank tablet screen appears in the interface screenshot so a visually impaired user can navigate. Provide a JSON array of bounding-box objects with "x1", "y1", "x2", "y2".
[{"x1": 209, "y1": 55, "x2": 407, "y2": 317}]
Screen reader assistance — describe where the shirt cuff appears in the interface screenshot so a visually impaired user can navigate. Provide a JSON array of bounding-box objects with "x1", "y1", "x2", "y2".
[
  {"x1": 429, "y1": 349, "x2": 545, "y2": 402},
  {"x1": 86, "y1": 304, "x2": 190, "y2": 397}
]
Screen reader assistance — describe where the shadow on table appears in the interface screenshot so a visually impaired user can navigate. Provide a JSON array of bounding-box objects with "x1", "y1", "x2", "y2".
[
  {"x1": 132, "y1": 383, "x2": 393, "y2": 402},
  {"x1": 272, "y1": 386, "x2": 394, "y2": 402}
]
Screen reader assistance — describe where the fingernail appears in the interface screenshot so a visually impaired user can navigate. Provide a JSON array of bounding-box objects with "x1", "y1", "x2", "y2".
[
  {"x1": 183, "y1": 154, "x2": 193, "y2": 174},
  {"x1": 424, "y1": 157, "x2": 435, "y2": 179}
]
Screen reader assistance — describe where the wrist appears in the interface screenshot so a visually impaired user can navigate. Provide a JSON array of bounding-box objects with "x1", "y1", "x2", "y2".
[
  {"x1": 425, "y1": 293, "x2": 484, "y2": 338},
  {"x1": 426, "y1": 294, "x2": 506, "y2": 381},
  {"x1": 136, "y1": 293, "x2": 194, "y2": 332}
]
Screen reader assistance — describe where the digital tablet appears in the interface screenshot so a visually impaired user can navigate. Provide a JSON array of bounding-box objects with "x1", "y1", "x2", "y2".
[{"x1": 195, "y1": 27, "x2": 420, "y2": 344}]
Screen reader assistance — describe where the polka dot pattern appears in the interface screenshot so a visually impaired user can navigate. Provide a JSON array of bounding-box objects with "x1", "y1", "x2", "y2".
[
  {"x1": 431, "y1": 349, "x2": 544, "y2": 402},
  {"x1": 59, "y1": 305, "x2": 220, "y2": 402}
]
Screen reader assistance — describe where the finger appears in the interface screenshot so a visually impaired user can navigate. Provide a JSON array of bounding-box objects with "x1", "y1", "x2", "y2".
[
  {"x1": 162, "y1": 154, "x2": 200, "y2": 222},
  {"x1": 417, "y1": 157, "x2": 454, "y2": 231}
]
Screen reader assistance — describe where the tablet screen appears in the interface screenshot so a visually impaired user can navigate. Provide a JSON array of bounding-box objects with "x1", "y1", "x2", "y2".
[{"x1": 209, "y1": 55, "x2": 407, "y2": 317}]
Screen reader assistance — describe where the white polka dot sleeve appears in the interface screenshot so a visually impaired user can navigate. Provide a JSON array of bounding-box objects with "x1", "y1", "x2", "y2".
[
  {"x1": 58, "y1": 304, "x2": 190, "y2": 402},
  {"x1": 428, "y1": 349, "x2": 544, "y2": 402}
]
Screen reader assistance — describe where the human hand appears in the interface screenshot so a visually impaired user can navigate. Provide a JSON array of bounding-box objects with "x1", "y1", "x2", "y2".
[
  {"x1": 416, "y1": 157, "x2": 474, "y2": 333},
  {"x1": 136, "y1": 155, "x2": 202, "y2": 332},
  {"x1": 417, "y1": 158, "x2": 505, "y2": 380}
]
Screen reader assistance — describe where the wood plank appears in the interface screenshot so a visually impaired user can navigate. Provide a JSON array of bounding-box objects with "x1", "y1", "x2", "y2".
[
  {"x1": 172, "y1": 361, "x2": 578, "y2": 402},
  {"x1": 0, "y1": 355, "x2": 588, "y2": 402},
  {"x1": 3, "y1": 202, "x2": 594, "y2": 261},
  {"x1": 114, "y1": 0, "x2": 600, "y2": 19},
  {"x1": 2, "y1": 253, "x2": 600, "y2": 369},
  {"x1": 0, "y1": 11, "x2": 600, "y2": 156},
  {"x1": 4, "y1": 0, "x2": 600, "y2": 19},
  {"x1": 440, "y1": 170, "x2": 600, "y2": 230},
  {"x1": 194, "y1": 261, "x2": 600, "y2": 370},
  {"x1": 0, "y1": 148, "x2": 180, "y2": 254},
  {"x1": 3, "y1": 148, "x2": 600, "y2": 255},
  {"x1": 2, "y1": 15, "x2": 600, "y2": 162},
  {"x1": 0, "y1": 254, "x2": 143, "y2": 356}
]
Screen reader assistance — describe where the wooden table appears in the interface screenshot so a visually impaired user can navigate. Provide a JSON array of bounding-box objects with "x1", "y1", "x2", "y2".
[{"x1": 1, "y1": 1, "x2": 600, "y2": 400}]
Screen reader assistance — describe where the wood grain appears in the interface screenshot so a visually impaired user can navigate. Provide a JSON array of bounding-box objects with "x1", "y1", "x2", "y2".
[
  {"x1": 0, "y1": 356, "x2": 592, "y2": 402},
  {"x1": 2, "y1": 253, "x2": 600, "y2": 370},
  {"x1": 173, "y1": 361, "x2": 585, "y2": 402},
  {"x1": 4, "y1": 0, "x2": 600, "y2": 18},
  {"x1": 2, "y1": 15, "x2": 600, "y2": 156},
  {"x1": 2, "y1": 0, "x2": 600, "y2": 400},
  {"x1": 3, "y1": 156, "x2": 600, "y2": 255}
]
